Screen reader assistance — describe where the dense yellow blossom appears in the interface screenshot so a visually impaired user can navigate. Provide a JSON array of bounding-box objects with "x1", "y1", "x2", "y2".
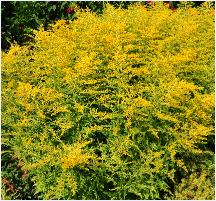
[
  {"x1": 61, "y1": 141, "x2": 96, "y2": 169},
  {"x1": 2, "y1": 2, "x2": 214, "y2": 200}
]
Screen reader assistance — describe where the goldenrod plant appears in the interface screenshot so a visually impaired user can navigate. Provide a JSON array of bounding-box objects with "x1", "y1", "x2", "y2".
[{"x1": 2, "y1": 2, "x2": 215, "y2": 199}]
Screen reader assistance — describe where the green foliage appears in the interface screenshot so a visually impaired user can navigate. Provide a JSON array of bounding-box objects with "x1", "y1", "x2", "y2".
[
  {"x1": 171, "y1": 170, "x2": 215, "y2": 200},
  {"x1": 1, "y1": 148, "x2": 41, "y2": 199},
  {"x1": 1, "y1": 2, "x2": 215, "y2": 200},
  {"x1": 1, "y1": 1, "x2": 77, "y2": 50}
]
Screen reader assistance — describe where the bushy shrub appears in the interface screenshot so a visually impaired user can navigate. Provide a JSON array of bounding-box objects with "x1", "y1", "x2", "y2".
[
  {"x1": 2, "y1": 1, "x2": 212, "y2": 51},
  {"x1": 2, "y1": 2, "x2": 215, "y2": 199},
  {"x1": 1, "y1": 1, "x2": 137, "y2": 51}
]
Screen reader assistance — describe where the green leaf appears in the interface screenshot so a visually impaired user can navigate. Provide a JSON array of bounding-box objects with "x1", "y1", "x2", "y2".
[{"x1": 52, "y1": 5, "x2": 56, "y2": 11}]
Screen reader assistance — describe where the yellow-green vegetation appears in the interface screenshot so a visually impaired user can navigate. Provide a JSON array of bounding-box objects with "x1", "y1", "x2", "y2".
[
  {"x1": 2, "y1": 2, "x2": 215, "y2": 200},
  {"x1": 172, "y1": 170, "x2": 215, "y2": 200}
]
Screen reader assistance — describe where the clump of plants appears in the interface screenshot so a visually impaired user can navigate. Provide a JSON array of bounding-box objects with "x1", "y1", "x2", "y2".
[
  {"x1": 2, "y1": 2, "x2": 215, "y2": 199},
  {"x1": 1, "y1": 1, "x2": 136, "y2": 51}
]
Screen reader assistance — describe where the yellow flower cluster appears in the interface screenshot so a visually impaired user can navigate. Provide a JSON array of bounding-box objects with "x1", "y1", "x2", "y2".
[
  {"x1": 2, "y1": 2, "x2": 214, "y2": 200},
  {"x1": 61, "y1": 142, "x2": 96, "y2": 169}
]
